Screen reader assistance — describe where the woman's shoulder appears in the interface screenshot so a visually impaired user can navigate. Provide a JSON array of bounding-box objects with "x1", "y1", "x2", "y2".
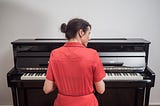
[
  {"x1": 81, "y1": 47, "x2": 99, "y2": 58},
  {"x1": 85, "y1": 47, "x2": 98, "y2": 54},
  {"x1": 50, "y1": 46, "x2": 64, "y2": 54}
]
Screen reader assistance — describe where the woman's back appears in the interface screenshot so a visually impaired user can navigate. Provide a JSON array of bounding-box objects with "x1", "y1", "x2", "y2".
[{"x1": 46, "y1": 42, "x2": 105, "y2": 96}]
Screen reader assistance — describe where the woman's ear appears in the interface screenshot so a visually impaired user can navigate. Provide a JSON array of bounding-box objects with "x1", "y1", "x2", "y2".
[{"x1": 78, "y1": 29, "x2": 84, "y2": 38}]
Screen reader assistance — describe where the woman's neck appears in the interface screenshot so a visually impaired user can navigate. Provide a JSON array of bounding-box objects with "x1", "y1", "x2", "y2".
[{"x1": 68, "y1": 36, "x2": 82, "y2": 43}]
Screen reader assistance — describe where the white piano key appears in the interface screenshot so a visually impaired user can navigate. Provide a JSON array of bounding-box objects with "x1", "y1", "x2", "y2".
[{"x1": 21, "y1": 72, "x2": 46, "y2": 80}]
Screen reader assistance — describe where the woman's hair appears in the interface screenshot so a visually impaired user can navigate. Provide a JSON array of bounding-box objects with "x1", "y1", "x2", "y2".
[{"x1": 60, "y1": 18, "x2": 91, "y2": 40}]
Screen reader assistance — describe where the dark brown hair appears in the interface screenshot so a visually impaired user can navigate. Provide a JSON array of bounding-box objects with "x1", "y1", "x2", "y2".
[{"x1": 60, "y1": 18, "x2": 91, "y2": 40}]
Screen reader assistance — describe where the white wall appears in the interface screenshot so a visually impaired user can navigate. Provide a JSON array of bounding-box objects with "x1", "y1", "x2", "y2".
[{"x1": 0, "y1": 0, "x2": 160, "y2": 105}]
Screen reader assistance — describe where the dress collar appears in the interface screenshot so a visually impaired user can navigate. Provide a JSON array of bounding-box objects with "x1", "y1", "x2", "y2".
[{"x1": 63, "y1": 42, "x2": 85, "y2": 48}]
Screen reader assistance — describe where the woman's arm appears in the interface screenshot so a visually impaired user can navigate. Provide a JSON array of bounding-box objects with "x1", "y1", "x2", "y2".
[
  {"x1": 94, "y1": 80, "x2": 105, "y2": 94},
  {"x1": 43, "y1": 79, "x2": 56, "y2": 94}
]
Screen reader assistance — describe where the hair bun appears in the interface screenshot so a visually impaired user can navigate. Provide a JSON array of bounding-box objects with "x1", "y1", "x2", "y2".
[{"x1": 61, "y1": 23, "x2": 67, "y2": 33}]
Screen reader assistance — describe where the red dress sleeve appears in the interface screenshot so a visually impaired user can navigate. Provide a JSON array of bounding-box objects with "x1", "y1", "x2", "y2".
[
  {"x1": 46, "y1": 51, "x2": 55, "y2": 81},
  {"x1": 93, "y1": 51, "x2": 106, "y2": 82}
]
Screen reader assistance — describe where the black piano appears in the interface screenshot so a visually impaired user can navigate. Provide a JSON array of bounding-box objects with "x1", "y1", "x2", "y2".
[{"x1": 7, "y1": 38, "x2": 155, "y2": 106}]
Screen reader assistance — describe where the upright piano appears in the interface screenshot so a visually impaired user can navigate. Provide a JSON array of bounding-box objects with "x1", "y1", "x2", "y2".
[{"x1": 7, "y1": 38, "x2": 155, "y2": 106}]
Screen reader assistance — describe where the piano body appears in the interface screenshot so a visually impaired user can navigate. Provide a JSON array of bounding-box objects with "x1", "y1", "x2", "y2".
[{"x1": 7, "y1": 38, "x2": 155, "y2": 106}]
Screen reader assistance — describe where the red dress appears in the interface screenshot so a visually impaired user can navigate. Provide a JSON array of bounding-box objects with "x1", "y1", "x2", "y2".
[{"x1": 46, "y1": 42, "x2": 106, "y2": 106}]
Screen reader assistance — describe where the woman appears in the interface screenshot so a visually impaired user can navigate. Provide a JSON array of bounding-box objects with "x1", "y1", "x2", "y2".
[{"x1": 43, "y1": 18, "x2": 106, "y2": 106}]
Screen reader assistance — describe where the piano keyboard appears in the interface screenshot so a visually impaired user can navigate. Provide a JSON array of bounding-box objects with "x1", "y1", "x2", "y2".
[
  {"x1": 104, "y1": 72, "x2": 143, "y2": 80},
  {"x1": 21, "y1": 73, "x2": 46, "y2": 80},
  {"x1": 21, "y1": 72, "x2": 143, "y2": 81}
]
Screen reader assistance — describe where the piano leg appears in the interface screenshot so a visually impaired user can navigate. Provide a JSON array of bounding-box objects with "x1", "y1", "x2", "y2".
[
  {"x1": 11, "y1": 87, "x2": 27, "y2": 106},
  {"x1": 11, "y1": 87, "x2": 18, "y2": 106},
  {"x1": 144, "y1": 87, "x2": 151, "y2": 106}
]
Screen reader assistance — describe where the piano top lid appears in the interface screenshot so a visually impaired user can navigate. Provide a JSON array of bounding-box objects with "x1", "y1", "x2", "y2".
[
  {"x1": 11, "y1": 38, "x2": 151, "y2": 44},
  {"x1": 89, "y1": 38, "x2": 150, "y2": 44}
]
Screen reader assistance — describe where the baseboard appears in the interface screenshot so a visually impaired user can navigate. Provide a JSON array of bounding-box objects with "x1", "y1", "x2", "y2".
[
  {"x1": 0, "y1": 105, "x2": 13, "y2": 106},
  {"x1": 150, "y1": 102, "x2": 160, "y2": 106},
  {"x1": 150, "y1": 105, "x2": 160, "y2": 106}
]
